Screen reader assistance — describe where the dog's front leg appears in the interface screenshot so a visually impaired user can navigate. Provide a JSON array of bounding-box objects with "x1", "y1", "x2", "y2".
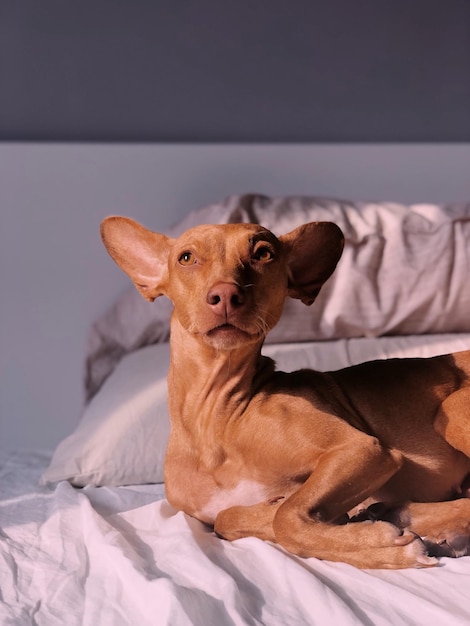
[
  {"x1": 213, "y1": 433, "x2": 394, "y2": 547},
  {"x1": 269, "y1": 435, "x2": 436, "y2": 569},
  {"x1": 215, "y1": 434, "x2": 433, "y2": 568}
]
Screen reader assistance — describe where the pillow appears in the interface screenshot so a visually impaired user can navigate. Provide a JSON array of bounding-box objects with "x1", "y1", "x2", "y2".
[
  {"x1": 42, "y1": 344, "x2": 171, "y2": 486},
  {"x1": 86, "y1": 194, "x2": 470, "y2": 401},
  {"x1": 43, "y1": 334, "x2": 470, "y2": 487}
]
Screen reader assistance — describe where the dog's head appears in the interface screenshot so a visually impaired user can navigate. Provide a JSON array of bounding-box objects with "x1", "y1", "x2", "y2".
[{"x1": 101, "y1": 218, "x2": 344, "y2": 350}]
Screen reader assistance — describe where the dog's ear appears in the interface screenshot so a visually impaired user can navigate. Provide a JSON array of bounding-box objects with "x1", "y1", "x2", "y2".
[
  {"x1": 280, "y1": 222, "x2": 344, "y2": 305},
  {"x1": 100, "y1": 216, "x2": 173, "y2": 301}
]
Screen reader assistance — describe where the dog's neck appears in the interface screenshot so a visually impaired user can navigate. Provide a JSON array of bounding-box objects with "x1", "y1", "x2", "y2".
[{"x1": 167, "y1": 317, "x2": 273, "y2": 438}]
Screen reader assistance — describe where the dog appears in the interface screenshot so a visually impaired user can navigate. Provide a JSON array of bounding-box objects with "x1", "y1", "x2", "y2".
[{"x1": 101, "y1": 216, "x2": 470, "y2": 569}]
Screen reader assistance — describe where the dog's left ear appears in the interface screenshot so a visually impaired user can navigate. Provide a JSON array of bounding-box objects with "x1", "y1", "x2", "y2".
[{"x1": 280, "y1": 222, "x2": 344, "y2": 305}]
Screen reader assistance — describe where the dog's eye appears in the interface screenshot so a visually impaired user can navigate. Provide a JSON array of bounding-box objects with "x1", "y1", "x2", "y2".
[
  {"x1": 178, "y1": 251, "x2": 195, "y2": 265},
  {"x1": 252, "y1": 245, "x2": 274, "y2": 262}
]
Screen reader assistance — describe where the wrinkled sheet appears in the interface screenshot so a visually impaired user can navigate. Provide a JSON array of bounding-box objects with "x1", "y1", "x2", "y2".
[{"x1": 1, "y1": 452, "x2": 470, "y2": 625}]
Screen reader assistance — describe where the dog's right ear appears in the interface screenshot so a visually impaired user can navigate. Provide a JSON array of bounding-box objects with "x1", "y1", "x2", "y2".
[{"x1": 100, "y1": 216, "x2": 173, "y2": 301}]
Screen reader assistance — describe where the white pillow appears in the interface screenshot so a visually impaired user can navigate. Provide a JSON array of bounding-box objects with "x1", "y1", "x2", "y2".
[{"x1": 42, "y1": 344, "x2": 171, "y2": 486}]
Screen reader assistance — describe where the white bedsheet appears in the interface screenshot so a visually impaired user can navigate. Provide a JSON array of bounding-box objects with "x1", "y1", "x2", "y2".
[{"x1": 1, "y1": 451, "x2": 470, "y2": 626}]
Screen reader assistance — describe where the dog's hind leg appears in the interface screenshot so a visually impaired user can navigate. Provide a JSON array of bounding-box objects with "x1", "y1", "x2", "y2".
[
  {"x1": 434, "y1": 388, "x2": 470, "y2": 457},
  {"x1": 363, "y1": 499, "x2": 470, "y2": 558}
]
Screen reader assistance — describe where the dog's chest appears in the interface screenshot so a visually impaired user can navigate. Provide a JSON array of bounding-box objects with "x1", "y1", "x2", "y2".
[
  {"x1": 197, "y1": 479, "x2": 269, "y2": 524},
  {"x1": 164, "y1": 440, "x2": 274, "y2": 523}
]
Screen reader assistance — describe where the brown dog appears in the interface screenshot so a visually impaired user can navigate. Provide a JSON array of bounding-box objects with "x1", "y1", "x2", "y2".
[{"x1": 101, "y1": 217, "x2": 470, "y2": 569}]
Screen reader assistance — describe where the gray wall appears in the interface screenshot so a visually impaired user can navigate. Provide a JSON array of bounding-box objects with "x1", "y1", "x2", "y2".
[{"x1": 1, "y1": 0, "x2": 469, "y2": 142}]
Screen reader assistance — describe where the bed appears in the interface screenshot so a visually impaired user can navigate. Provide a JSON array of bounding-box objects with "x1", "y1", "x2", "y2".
[{"x1": 1, "y1": 144, "x2": 470, "y2": 625}]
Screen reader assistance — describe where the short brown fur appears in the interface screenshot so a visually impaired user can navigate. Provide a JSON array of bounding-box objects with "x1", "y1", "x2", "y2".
[{"x1": 101, "y1": 217, "x2": 470, "y2": 569}]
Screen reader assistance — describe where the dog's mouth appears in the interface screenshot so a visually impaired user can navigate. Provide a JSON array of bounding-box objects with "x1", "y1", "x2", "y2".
[
  {"x1": 205, "y1": 323, "x2": 259, "y2": 348},
  {"x1": 207, "y1": 323, "x2": 248, "y2": 337}
]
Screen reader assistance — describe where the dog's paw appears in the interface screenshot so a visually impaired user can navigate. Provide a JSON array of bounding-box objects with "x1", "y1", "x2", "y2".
[
  {"x1": 214, "y1": 507, "x2": 244, "y2": 540},
  {"x1": 394, "y1": 535, "x2": 438, "y2": 569},
  {"x1": 214, "y1": 502, "x2": 278, "y2": 542},
  {"x1": 337, "y1": 525, "x2": 437, "y2": 569},
  {"x1": 417, "y1": 502, "x2": 470, "y2": 558},
  {"x1": 353, "y1": 521, "x2": 437, "y2": 568},
  {"x1": 364, "y1": 500, "x2": 470, "y2": 560},
  {"x1": 368, "y1": 525, "x2": 437, "y2": 568},
  {"x1": 423, "y1": 529, "x2": 470, "y2": 558}
]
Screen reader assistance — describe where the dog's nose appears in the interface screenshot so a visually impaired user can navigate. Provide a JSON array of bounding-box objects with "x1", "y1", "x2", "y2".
[{"x1": 206, "y1": 282, "x2": 246, "y2": 316}]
